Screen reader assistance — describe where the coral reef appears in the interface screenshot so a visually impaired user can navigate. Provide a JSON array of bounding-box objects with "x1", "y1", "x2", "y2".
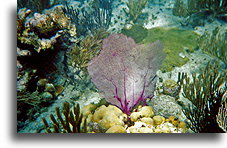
[
  {"x1": 17, "y1": 5, "x2": 78, "y2": 132},
  {"x1": 42, "y1": 102, "x2": 87, "y2": 133},
  {"x1": 64, "y1": 30, "x2": 110, "y2": 108},
  {"x1": 17, "y1": 68, "x2": 37, "y2": 93},
  {"x1": 88, "y1": 104, "x2": 187, "y2": 133},
  {"x1": 177, "y1": 61, "x2": 227, "y2": 133},
  {"x1": 88, "y1": 33, "x2": 166, "y2": 115},
  {"x1": 37, "y1": 78, "x2": 64, "y2": 96},
  {"x1": 80, "y1": 104, "x2": 98, "y2": 124},
  {"x1": 17, "y1": 6, "x2": 76, "y2": 53},
  {"x1": 16, "y1": 0, "x2": 227, "y2": 134},
  {"x1": 17, "y1": 5, "x2": 77, "y2": 78}
]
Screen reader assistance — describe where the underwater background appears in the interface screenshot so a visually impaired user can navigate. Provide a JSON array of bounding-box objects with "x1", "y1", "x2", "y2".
[{"x1": 16, "y1": 0, "x2": 227, "y2": 133}]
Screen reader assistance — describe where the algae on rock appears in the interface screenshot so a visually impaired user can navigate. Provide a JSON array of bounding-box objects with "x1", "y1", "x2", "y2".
[
  {"x1": 121, "y1": 24, "x2": 148, "y2": 43},
  {"x1": 134, "y1": 27, "x2": 199, "y2": 72}
]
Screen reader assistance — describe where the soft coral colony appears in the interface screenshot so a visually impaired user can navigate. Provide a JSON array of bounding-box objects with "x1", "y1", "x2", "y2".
[
  {"x1": 17, "y1": 0, "x2": 227, "y2": 133},
  {"x1": 88, "y1": 33, "x2": 166, "y2": 115}
]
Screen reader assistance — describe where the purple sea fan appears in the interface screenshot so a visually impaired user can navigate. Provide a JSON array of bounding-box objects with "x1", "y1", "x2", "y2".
[{"x1": 88, "y1": 34, "x2": 166, "y2": 115}]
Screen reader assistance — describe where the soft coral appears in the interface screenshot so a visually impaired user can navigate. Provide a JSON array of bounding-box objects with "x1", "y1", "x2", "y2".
[{"x1": 88, "y1": 34, "x2": 165, "y2": 115}]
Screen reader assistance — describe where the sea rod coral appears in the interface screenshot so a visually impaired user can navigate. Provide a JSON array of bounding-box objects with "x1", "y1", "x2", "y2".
[{"x1": 88, "y1": 34, "x2": 166, "y2": 115}]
